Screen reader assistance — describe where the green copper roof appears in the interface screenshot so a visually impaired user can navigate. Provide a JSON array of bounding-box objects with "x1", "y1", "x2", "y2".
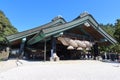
[
  {"x1": 6, "y1": 17, "x2": 66, "y2": 42},
  {"x1": 6, "y1": 13, "x2": 117, "y2": 45},
  {"x1": 27, "y1": 14, "x2": 117, "y2": 45}
]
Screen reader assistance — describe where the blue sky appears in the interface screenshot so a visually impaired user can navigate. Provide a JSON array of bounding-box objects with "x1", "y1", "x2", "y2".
[{"x1": 0, "y1": 0, "x2": 120, "y2": 32}]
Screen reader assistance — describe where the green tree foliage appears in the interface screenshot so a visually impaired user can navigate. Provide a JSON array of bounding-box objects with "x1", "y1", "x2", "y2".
[
  {"x1": 0, "y1": 10, "x2": 18, "y2": 44},
  {"x1": 100, "y1": 20, "x2": 120, "y2": 53},
  {"x1": 100, "y1": 23, "x2": 115, "y2": 38},
  {"x1": 114, "y1": 19, "x2": 120, "y2": 43},
  {"x1": 111, "y1": 44, "x2": 120, "y2": 53}
]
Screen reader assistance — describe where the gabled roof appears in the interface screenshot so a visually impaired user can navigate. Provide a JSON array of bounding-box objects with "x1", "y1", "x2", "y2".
[
  {"x1": 6, "y1": 16, "x2": 66, "y2": 42},
  {"x1": 6, "y1": 13, "x2": 117, "y2": 46},
  {"x1": 27, "y1": 13, "x2": 117, "y2": 45}
]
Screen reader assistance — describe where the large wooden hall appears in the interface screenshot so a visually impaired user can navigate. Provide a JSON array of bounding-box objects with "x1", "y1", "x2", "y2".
[{"x1": 6, "y1": 12, "x2": 117, "y2": 61}]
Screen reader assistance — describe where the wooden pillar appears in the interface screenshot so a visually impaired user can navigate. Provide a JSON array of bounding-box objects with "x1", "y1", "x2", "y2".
[
  {"x1": 19, "y1": 38, "x2": 26, "y2": 58},
  {"x1": 93, "y1": 42, "x2": 99, "y2": 60},
  {"x1": 51, "y1": 37, "x2": 56, "y2": 56},
  {"x1": 44, "y1": 39, "x2": 46, "y2": 61},
  {"x1": 50, "y1": 36, "x2": 55, "y2": 58},
  {"x1": 50, "y1": 36, "x2": 59, "y2": 61}
]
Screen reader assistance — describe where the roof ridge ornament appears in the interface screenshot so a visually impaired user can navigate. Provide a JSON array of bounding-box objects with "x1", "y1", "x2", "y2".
[
  {"x1": 80, "y1": 11, "x2": 89, "y2": 18},
  {"x1": 52, "y1": 15, "x2": 63, "y2": 21},
  {"x1": 73, "y1": 11, "x2": 89, "y2": 21}
]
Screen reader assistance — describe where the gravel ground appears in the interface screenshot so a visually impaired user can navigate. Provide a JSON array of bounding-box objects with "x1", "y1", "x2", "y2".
[{"x1": 0, "y1": 60, "x2": 120, "y2": 80}]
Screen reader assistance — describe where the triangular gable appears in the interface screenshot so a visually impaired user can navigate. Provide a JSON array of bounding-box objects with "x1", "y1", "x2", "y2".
[
  {"x1": 6, "y1": 16, "x2": 66, "y2": 42},
  {"x1": 27, "y1": 14, "x2": 117, "y2": 45}
]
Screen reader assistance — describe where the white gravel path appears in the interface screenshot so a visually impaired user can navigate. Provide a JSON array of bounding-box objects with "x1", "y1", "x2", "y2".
[{"x1": 0, "y1": 60, "x2": 120, "y2": 80}]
